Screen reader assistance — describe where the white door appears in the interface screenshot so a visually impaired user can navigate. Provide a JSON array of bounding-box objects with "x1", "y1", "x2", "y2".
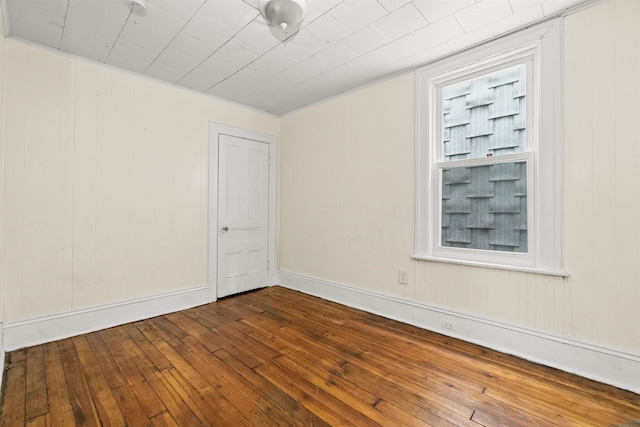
[{"x1": 217, "y1": 134, "x2": 270, "y2": 298}]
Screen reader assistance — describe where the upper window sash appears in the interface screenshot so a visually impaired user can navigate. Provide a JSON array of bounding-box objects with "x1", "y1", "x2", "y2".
[{"x1": 437, "y1": 61, "x2": 532, "y2": 163}]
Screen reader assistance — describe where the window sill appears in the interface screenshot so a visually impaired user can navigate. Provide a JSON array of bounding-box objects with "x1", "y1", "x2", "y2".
[{"x1": 411, "y1": 254, "x2": 569, "y2": 278}]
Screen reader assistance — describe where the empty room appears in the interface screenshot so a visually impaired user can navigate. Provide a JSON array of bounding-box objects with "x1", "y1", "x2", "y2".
[{"x1": 0, "y1": 0, "x2": 639, "y2": 425}]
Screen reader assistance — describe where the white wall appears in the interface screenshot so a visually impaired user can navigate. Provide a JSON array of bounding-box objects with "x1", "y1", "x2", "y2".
[
  {"x1": 280, "y1": 73, "x2": 416, "y2": 297},
  {"x1": 279, "y1": 0, "x2": 640, "y2": 357},
  {"x1": 1, "y1": 39, "x2": 279, "y2": 323},
  {"x1": 0, "y1": 0, "x2": 7, "y2": 377},
  {"x1": 562, "y1": 0, "x2": 640, "y2": 355}
]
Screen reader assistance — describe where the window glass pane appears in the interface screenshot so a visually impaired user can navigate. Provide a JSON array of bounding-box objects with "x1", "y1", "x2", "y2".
[
  {"x1": 442, "y1": 64, "x2": 526, "y2": 161},
  {"x1": 441, "y1": 162, "x2": 527, "y2": 253}
]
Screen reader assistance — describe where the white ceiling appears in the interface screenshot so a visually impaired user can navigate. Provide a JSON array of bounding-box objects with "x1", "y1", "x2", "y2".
[{"x1": 3, "y1": 0, "x2": 590, "y2": 115}]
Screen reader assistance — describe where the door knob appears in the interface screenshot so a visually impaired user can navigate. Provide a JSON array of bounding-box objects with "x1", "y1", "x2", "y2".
[{"x1": 221, "y1": 226, "x2": 229, "y2": 233}]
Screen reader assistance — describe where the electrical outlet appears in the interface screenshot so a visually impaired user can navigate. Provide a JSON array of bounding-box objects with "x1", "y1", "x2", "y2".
[
  {"x1": 398, "y1": 270, "x2": 408, "y2": 285},
  {"x1": 441, "y1": 319, "x2": 456, "y2": 331}
]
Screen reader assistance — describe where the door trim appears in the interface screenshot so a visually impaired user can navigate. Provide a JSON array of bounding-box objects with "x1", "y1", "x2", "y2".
[{"x1": 208, "y1": 123, "x2": 277, "y2": 302}]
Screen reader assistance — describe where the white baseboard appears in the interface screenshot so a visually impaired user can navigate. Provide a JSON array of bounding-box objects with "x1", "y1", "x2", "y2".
[
  {"x1": 2, "y1": 285, "x2": 209, "y2": 352},
  {"x1": 277, "y1": 270, "x2": 640, "y2": 394}
]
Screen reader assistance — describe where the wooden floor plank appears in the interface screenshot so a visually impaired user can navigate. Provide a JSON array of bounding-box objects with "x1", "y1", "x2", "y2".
[
  {"x1": 2, "y1": 286, "x2": 640, "y2": 427},
  {"x1": 214, "y1": 349, "x2": 331, "y2": 427},
  {"x1": 242, "y1": 289, "x2": 489, "y2": 403},
  {"x1": 483, "y1": 383, "x2": 633, "y2": 426},
  {"x1": 83, "y1": 332, "x2": 129, "y2": 391},
  {"x1": 97, "y1": 328, "x2": 160, "y2": 427},
  {"x1": 274, "y1": 353, "x2": 426, "y2": 427},
  {"x1": 255, "y1": 360, "x2": 369, "y2": 427},
  {"x1": 149, "y1": 411, "x2": 178, "y2": 427},
  {"x1": 57, "y1": 339, "x2": 101, "y2": 426},
  {"x1": 121, "y1": 323, "x2": 173, "y2": 372},
  {"x1": 99, "y1": 327, "x2": 148, "y2": 387},
  {"x1": 42, "y1": 343, "x2": 75, "y2": 426},
  {"x1": 25, "y1": 414, "x2": 49, "y2": 427},
  {"x1": 181, "y1": 335, "x2": 301, "y2": 427},
  {"x1": 70, "y1": 335, "x2": 126, "y2": 427},
  {"x1": 147, "y1": 368, "x2": 205, "y2": 427},
  {"x1": 140, "y1": 318, "x2": 255, "y2": 427},
  {"x1": 25, "y1": 346, "x2": 48, "y2": 422},
  {"x1": 1, "y1": 363, "x2": 26, "y2": 426},
  {"x1": 239, "y1": 313, "x2": 461, "y2": 426},
  {"x1": 243, "y1": 309, "x2": 477, "y2": 426},
  {"x1": 159, "y1": 367, "x2": 234, "y2": 427}
]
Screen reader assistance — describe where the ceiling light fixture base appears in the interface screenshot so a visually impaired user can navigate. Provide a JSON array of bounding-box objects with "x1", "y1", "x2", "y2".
[
  {"x1": 258, "y1": 0, "x2": 307, "y2": 39},
  {"x1": 128, "y1": 0, "x2": 147, "y2": 17}
]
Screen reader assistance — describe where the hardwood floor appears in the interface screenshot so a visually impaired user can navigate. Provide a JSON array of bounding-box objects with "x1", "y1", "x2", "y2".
[{"x1": 1, "y1": 286, "x2": 639, "y2": 426}]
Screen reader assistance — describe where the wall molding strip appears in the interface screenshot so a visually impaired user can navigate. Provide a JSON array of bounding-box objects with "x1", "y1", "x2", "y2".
[
  {"x1": 277, "y1": 270, "x2": 640, "y2": 394},
  {"x1": 2, "y1": 285, "x2": 209, "y2": 352}
]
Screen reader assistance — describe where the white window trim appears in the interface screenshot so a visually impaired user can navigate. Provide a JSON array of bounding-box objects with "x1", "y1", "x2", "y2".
[{"x1": 414, "y1": 19, "x2": 566, "y2": 277}]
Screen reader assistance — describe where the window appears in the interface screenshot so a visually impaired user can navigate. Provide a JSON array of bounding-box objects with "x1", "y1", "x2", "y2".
[{"x1": 414, "y1": 20, "x2": 565, "y2": 276}]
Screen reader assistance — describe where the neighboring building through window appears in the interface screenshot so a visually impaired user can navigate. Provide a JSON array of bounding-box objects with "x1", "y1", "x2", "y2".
[{"x1": 414, "y1": 20, "x2": 564, "y2": 276}]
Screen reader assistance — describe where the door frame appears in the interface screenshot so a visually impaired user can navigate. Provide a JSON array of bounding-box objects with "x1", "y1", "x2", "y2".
[{"x1": 208, "y1": 123, "x2": 277, "y2": 302}]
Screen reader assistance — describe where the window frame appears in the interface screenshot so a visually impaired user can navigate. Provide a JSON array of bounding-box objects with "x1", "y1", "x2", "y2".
[{"x1": 414, "y1": 20, "x2": 566, "y2": 276}]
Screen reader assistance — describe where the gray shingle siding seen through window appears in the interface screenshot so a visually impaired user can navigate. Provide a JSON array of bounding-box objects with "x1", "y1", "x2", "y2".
[
  {"x1": 442, "y1": 163, "x2": 527, "y2": 252},
  {"x1": 440, "y1": 65, "x2": 528, "y2": 253},
  {"x1": 442, "y1": 65, "x2": 526, "y2": 160}
]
